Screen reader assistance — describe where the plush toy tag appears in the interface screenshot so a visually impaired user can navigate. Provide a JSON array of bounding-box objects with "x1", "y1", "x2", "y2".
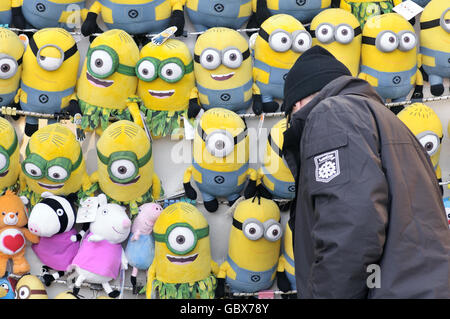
[
  {"x1": 393, "y1": 0, "x2": 424, "y2": 20},
  {"x1": 151, "y1": 27, "x2": 178, "y2": 46},
  {"x1": 76, "y1": 197, "x2": 99, "y2": 223}
]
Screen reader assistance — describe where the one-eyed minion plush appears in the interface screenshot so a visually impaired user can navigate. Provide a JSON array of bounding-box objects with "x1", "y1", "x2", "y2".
[
  {"x1": 19, "y1": 123, "x2": 92, "y2": 208},
  {"x1": 15, "y1": 274, "x2": 48, "y2": 299},
  {"x1": 419, "y1": 0, "x2": 450, "y2": 97},
  {"x1": 183, "y1": 108, "x2": 257, "y2": 213},
  {"x1": 76, "y1": 29, "x2": 142, "y2": 137},
  {"x1": 16, "y1": 28, "x2": 81, "y2": 137},
  {"x1": 0, "y1": 28, "x2": 25, "y2": 108},
  {"x1": 132, "y1": 38, "x2": 195, "y2": 139},
  {"x1": 11, "y1": 0, "x2": 87, "y2": 30},
  {"x1": 276, "y1": 220, "x2": 296, "y2": 297},
  {"x1": 186, "y1": 0, "x2": 253, "y2": 32},
  {"x1": 0, "y1": 190, "x2": 39, "y2": 277},
  {"x1": 81, "y1": 0, "x2": 186, "y2": 39},
  {"x1": 252, "y1": 14, "x2": 312, "y2": 114},
  {"x1": 310, "y1": 8, "x2": 362, "y2": 76},
  {"x1": 87, "y1": 120, "x2": 162, "y2": 217},
  {"x1": 358, "y1": 13, "x2": 423, "y2": 110},
  {"x1": 397, "y1": 103, "x2": 443, "y2": 190},
  {"x1": 216, "y1": 196, "x2": 282, "y2": 296},
  {"x1": 0, "y1": 118, "x2": 20, "y2": 196},
  {"x1": 189, "y1": 27, "x2": 258, "y2": 118},
  {"x1": 146, "y1": 202, "x2": 218, "y2": 299},
  {"x1": 0, "y1": 2, "x2": 12, "y2": 26}
]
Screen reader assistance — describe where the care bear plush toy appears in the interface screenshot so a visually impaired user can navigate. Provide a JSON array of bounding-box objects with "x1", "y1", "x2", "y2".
[
  {"x1": 419, "y1": 0, "x2": 450, "y2": 96},
  {"x1": 0, "y1": 190, "x2": 39, "y2": 277},
  {"x1": 68, "y1": 193, "x2": 131, "y2": 298},
  {"x1": 0, "y1": 118, "x2": 20, "y2": 196},
  {"x1": 146, "y1": 202, "x2": 218, "y2": 299}
]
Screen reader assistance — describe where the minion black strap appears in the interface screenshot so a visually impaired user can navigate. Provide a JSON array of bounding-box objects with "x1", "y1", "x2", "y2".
[
  {"x1": 361, "y1": 36, "x2": 376, "y2": 45},
  {"x1": 29, "y1": 36, "x2": 78, "y2": 61},
  {"x1": 232, "y1": 217, "x2": 243, "y2": 230},
  {"x1": 258, "y1": 27, "x2": 270, "y2": 43},
  {"x1": 420, "y1": 19, "x2": 440, "y2": 30},
  {"x1": 267, "y1": 133, "x2": 282, "y2": 158},
  {"x1": 17, "y1": 56, "x2": 22, "y2": 66}
]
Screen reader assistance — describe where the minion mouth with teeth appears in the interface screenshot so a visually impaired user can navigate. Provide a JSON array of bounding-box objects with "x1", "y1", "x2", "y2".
[{"x1": 146, "y1": 202, "x2": 218, "y2": 299}]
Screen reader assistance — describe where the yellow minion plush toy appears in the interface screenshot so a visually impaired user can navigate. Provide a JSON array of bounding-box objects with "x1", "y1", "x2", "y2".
[
  {"x1": 186, "y1": 0, "x2": 252, "y2": 32},
  {"x1": 216, "y1": 196, "x2": 282, "y2": 296},
  {"x1": 276, "y1": 220, "x2": 296, "y2": 297},
  {"x1": 76, "y1": 29, "x2": 142, "y2": 137},
  {"x1": 0, "y1": 27, "x2": 24, "y2": 108},
  {"x1": 419, "y1": 0, "x2": 450, "y2": 96},
  {"x1": 397, "y1": 103, "x2": 443, "y2": 190},
  {"x1": 252, "y1": 14, "x2": 312, "y2": 114},
  {"x1": 146, "y1": 202, "x2": 218, "y2": 299},
  {"x1": 183, "y1": 108, "x2": 257, "y2": 213},
  {"x1": 310, "y1": 8, "x2": 362, "y2": 76},
  {"x1": 358, "y1": 13, "x2": 423, "y2": 110},
  {"x1": 88, "y1": 120, "x2": 162, "y2": 216},
  {"x1": 19, "y1": 123, "x2": 91, "y2": 208},
  {"x1": 337, "y1": 0, "x2": 402, "y2": 28},
  {"x1": 0, "y1": 117, "x2": 20, "y2": 195},
  {"x1": 15, "y1": 274, "x2": 48, "y2": 299},
  {"x1": 16, "y1": 28, "x2": 80, "y2": 137},
  {"x1": 189, "y1": 27, "x2": 258, "y2": 118},
  {"x1": 132, "y1": 38, "x2": 195, "y2": 138},
  {"x1": 0, "y1": 2, "x2": 12, "y2": 26}
]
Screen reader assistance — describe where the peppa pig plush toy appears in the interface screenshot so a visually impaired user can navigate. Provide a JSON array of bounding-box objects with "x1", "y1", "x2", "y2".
[
  {"x1": 67, "y1": 194, "x2": 131, "y2": 298},
  {"x1": 125, "y1": 202, "x2": 163, "y2": 294}
]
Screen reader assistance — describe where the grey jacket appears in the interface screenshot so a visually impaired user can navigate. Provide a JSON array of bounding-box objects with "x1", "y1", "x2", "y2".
[{"x1": 283, "y1": 75, "x2": 450, "y2": 298}]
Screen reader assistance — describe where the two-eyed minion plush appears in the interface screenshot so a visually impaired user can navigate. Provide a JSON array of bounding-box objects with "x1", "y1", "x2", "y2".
[
  {"x1": 252, "y1": 14, "x2": 312, "y2": 114},
  {"x1": 81, "y1": 0, "x2": 186, "y2": 38},
  {"x1": 132, "y1": 38, "x2": 195, "y2": 138},
  {"x1": 358, "y1": 13, "x2": 422, "y2": 108},
  {"x1": 310, "y1": 8, "x2": 362, "y2": 76},
  {"x1": 216, "y1": 196, "x2": 282, "y2": 295},
  {"x1": 0, "y1": 118, "x2": 20, "y2": 196},
  {"x1": 146, "y1": 202, "x2": 218, "y2": 299},
  {"x1": 11, "y1": 0, "x2": 87, "y2": 30},
  {"x1": 88, "y1": 120, "x2": 162, "y2": 217},
  {"x1": 183, "y1": 108, "x2": 257, "y2": 213},
  {"x1": 15, "y1": 274, "x2": 48, "y2": 299},
  {"x1": 189, "y1": 27, "x2": 258, "y2": 118},
  {"x1": 419, "y1": 0, "x2": 450, "y2": 97},
  {"x1": 76, "y1": 29, "x2": 142, "y2": 137},
  {"x1": 0, "y1": 190, "x2": 39, "y2": 277},
  {"x1": 16, "y1": 28, "x2": 80, "y2": 137},
  {"x1": 186, "y1": 0, "x2": 252, "y2": 32},
  {"x1": 68, "y1": 193, "x2": 131, "y2": 298},
  {"x1": 0, "y1": 28, "x2": 24, "y2": 108},
  {"x1": 19, "y1": 123, "x2": 92, "y2": 208},
  {"x1": 276, "y1": 220, "x2": 296, "y2": 296}
]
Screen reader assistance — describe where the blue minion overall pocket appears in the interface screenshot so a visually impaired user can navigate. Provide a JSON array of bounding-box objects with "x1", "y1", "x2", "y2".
[
  {"x1": 22, "y1": 0, "x2": 85, "y2": 29},
  {"x1": 269, "y1": 0, "x2": 326, "y2": 23},
  {"x1": 0, "y1": 91, "x2": 17, "y2": 107},
  {"x1": 420, "y1": 46, "x2": 450, "y2": 85},
  {"x1": 254, "y1": 59, "x2": 289, "y2": 103}
]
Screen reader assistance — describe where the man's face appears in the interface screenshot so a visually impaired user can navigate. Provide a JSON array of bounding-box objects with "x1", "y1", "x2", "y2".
[{"x1": 291, "y1": 92, "x2": 319, "y2": 115}]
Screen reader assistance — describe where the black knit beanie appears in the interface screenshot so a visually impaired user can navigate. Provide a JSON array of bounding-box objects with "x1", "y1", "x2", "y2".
[{"x1": 282, "y1": 46, "x2": 352, "y2": 116}]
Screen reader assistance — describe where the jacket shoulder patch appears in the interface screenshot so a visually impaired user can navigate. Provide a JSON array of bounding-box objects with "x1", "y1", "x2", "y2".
[{"x1": 314, "y1": 150, "x2": 340, "y2": 183}]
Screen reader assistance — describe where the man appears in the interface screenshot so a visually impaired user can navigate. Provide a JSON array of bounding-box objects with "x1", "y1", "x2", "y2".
[{"x1": 281, "y1": 46, "x2": 450, "y2": 298}]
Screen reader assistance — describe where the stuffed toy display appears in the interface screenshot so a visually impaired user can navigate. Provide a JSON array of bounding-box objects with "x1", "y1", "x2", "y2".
[
  {"x1": 27, "y1": 192, "x2": 84, "y2": 287},
  {"x1": 276, "y1": 220, "x2": 296, "y2": 297},
  {"x1": 0, "y1": 274, "x2": 16, "y2": 299},
  {"x1": 310, "y1": 8, "x2": 362, "y2": 76},
  {"x1": 397, "y1": 103, "x2": 443, "y2": 189},
  {"x1": 81, "y1": 0, "x2": 186, "y2": 39},
  {"x1": 419, "y1": 0, "x2": 450, "y2": 97},
  {"x1": 0, "y1": 190, "x2": 39, "y2": 277},
  {"x1": 0, "y1": 117, "x2": 20, "y2": 196},
  {"x1": 183, "y1": 108, "x2": 257, "y2": 213},
  {"x1": 125, "y1": 202, "x2": 163, "y2": 294},
  {"x1": 15, "y1": 274, "x2": 48, "y2": 299},
  {"x1": 0, "y1": 2, "x2": 12, "y2": 26},
  {"x1": 186, "y1": 0, "x2": 252, "y2": 32},
  {"x1": 16, "y1": 27, "x2": 81, "y2": 137},
  {"x1": 53, "y1": 290, "x2": 79, "y2": 299},
  {"x1": 68, "y1": 193, "x2": 131, "y2": 298},
  {"x1": 146, "y1": 202, "x2": 218, "y2": 299},
  {"x1": 358, "y1": 13, "x2": 423, "y2": 110},
  {"x1": 87, "y1": 120, "x2": 162, "y2": 217},
  {"x1": 216, "y1": 196, "x2": 282, "y2": 295},
  {"x1": 0, "y1": 28, "x2": 24, "y2": 109},
  {"x1": 11, "y1": 0, "x2": 87, "y2": 30},
  {"x1": 131, "y1": 38, "x2": 195, "y2": 139},
  {"x1": 76, "y1": 29, "x2": 142, "y2": 137},
  {"x1": 189, "y1": 27, "x2": 258, "y2": 118},
  {"x1": 19, "y1": 123, "x2": 92, "y2": 209},
  {"x1": 252, "y1": 14, "x2": 312, "y2": 114},
  {"x1": 336, "y1": 0, "x2": 402, "y2": 28}
]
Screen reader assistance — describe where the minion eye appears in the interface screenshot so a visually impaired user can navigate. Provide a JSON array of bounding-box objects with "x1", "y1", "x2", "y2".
[
  {"x1": 398, "y1": 32, "x2": 416, "y2": 51},
  {"x1": 160, "y1": 62, "x2": 183, "y2": 82},
  {"x1": 167, "y1": 226, "x2": 195, "y2": 254},
  {"x1": 442, "y1": 18, "x2": 450, "y2": 32},
  {"x1": 18, "y1": 286, "x2": 30, "y2": 299},
  {"x1": 265, "y1": 223, "x2": 283, "y2": 242},
  {"x1": 243, "y1": 221, "x2": 264, "y2": 241},
  {"x1": 137, "y1": 60, "x2": 156, "y2": 81},
  {"x1": 47, "y1": 165, "x2": 68, "y2": 181},
  {"x1": 269, "y1": 31, "x2": 292, "y2": 52},
  {"x1": 0, "y1": 58, "x2": 18, "y2": 79},
  {"x1": 110, "y1": 159, "x2": 136, "y2": 181},
  {"x1": 316, "y1": 24, "x2": 334, "y2": 44},
  {"x1": 38, "y1": 56, "x2": 62, "y2": 71},
  {"x1": 377, "y1": 31, "x2": 398, "y2": 52},
  {"x1": 0, "y1": 153, "x2": 7, "y2": 171},
  {"x1": 418, "y1": 134, "x2": 439, "y2": 156},
  {"x1": 205, "y1": 131, "x2": 234, "y2": 158},
  {"x1": 24, "y1": 163, "x2": 43, "y2": 178},
  {"x1": 222, "y1": 48, "x2": 243, "y2": 69},
  {"x1": 89, "y1": 49, "x2": 114, "y2": 77},
  {"x1": 335, "y1": 25, "x2": 354, "y2": 44},
  {"x1": 292, "y1": 32, "x2": 312, "y2": 53},
  {"x1": 200, "y1": 49, "x2": 221, "y2": 70}
]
